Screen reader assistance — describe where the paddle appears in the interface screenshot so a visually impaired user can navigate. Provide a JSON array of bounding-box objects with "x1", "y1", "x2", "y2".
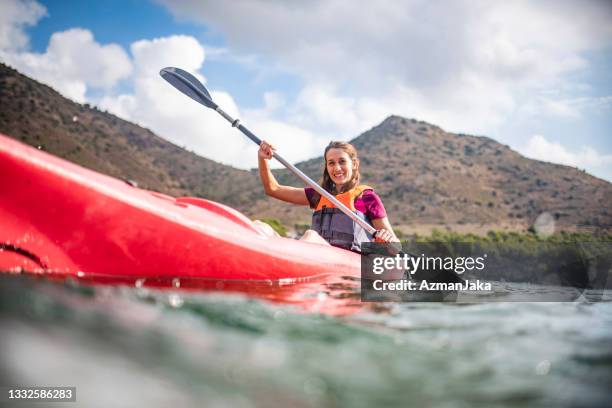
[
  {"x1": 160, "y1": 67, "x2": 464, "y2": 284},
  {"x1": 159, "y1": 67, "x2": 380, "y2": 234}
]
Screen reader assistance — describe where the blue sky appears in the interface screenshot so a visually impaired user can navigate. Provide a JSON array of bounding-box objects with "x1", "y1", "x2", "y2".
[
  {"x1": 1, "y1": 0, "x2": 611, "y2": 181},
  {"x1": 25, "y1": 0, "x2": 300, "y2": 108}
]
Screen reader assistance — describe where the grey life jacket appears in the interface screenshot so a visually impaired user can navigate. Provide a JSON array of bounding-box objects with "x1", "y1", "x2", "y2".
[{"x1": 310, "y1": 185, "x2": 374, "y2": 252}]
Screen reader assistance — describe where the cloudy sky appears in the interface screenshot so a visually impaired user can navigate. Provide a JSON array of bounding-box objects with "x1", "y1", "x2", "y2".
[{"x1": 1, "y1": 0, "x2": 611, "y2": 181}]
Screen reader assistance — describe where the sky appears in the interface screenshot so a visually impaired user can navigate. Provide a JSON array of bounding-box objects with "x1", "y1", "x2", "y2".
[{"x1": 1, "y1": 0, "x2": 611, "y2": 181}]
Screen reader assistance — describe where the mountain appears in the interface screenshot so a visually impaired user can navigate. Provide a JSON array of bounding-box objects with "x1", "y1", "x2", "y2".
[
  {"x1": 0, "y1": 63, "x2": 262, "y2": 208},
  {"x1": 1, "y1": 62, "x2": 610, "y2": 234},
  {"x1": 257, "y1": 116, "x2": 611, "y2": 234}
]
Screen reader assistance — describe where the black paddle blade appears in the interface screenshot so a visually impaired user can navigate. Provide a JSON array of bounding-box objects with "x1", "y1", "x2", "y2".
[{"x1": 160, "y1": 67, "x2": 218, "y2": 110}]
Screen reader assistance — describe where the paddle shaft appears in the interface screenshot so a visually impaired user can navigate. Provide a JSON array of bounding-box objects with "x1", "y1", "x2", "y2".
[
  {"x1": 157, "y1": 68, "x2": 377, "y2": 234},
  {"x1": 161, "y1": 67, "x2": 467, "y2": 283},
  {"x1": 215, "y1": 106, "x2": 378, "y2": 236}
]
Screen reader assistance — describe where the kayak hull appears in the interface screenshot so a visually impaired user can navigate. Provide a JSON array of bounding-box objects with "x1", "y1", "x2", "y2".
[{"x1": 0, "y1": 134, "x2": 361, "y2": 282}]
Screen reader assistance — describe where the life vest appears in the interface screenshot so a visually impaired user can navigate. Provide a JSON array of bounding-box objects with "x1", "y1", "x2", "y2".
[{"x1": 311, "y1": 185, "x2": 374, "y2": 252}]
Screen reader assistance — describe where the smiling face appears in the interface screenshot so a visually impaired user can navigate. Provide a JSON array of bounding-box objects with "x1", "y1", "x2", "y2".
[{"x1": 326, "y1": 148, "x2": 356, "y2": 189}]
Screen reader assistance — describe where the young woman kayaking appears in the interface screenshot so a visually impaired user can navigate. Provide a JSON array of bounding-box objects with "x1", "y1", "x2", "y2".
[{"x1": 256, "y1": 140, "x2": 399, "y2": 252}]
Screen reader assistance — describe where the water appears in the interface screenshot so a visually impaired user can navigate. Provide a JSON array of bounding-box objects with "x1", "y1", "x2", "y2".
[{"x1": 0, "y1": 274, "x2": 611, "y2": 408}]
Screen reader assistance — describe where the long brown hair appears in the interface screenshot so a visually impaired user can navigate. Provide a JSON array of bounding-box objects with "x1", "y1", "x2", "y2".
[{"x1": 320, "y1": 141, "x2": 361, "y2": 195}]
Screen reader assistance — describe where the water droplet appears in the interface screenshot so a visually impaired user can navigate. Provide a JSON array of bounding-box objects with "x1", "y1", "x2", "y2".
[
  {"x1": 135, "y1": 278, "x2": 145, "y2": 288},
  {"x1": 534, "y1": 212, "x2": 555, "y2": 238},
  {"x1": 77, "y1": 271, "x2": 85, "y2": 278},
  {"x1": 168, "y1": 294, "x2": 184, "y2": 308},
  {"x1": 317, "y1": 292, "x2": 327, "y2": 301},
  {"x1": 172, "y1": 278, "x2": 180, "y2": 288},
  {"x1": 278, "y1": 278, "x2": 294, "y2": 285},
  {"x1": 535, "y1": 359, "x2": 551, "y2": 375}
]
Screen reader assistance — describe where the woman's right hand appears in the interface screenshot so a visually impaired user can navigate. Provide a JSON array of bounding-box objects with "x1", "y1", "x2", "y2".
[{"x1": 258, "y1": 140, "x2": 275, "y2": 160}]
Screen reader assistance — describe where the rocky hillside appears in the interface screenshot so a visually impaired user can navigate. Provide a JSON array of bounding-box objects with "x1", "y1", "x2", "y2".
[
  {"x1": 257, "y1": 116, "x2": 612, "y2": 234},
  {"x1": 1, "y1": 63, "x2": 610, "y2": 234},
  {"x1": 0, "y1": 63, "x2": 262, "y2": 207}
]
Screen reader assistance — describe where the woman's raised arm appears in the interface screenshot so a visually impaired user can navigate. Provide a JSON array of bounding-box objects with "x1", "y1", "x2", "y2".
[{"x1": 258, "y1": 141, "x2": 309, "y2": 206}]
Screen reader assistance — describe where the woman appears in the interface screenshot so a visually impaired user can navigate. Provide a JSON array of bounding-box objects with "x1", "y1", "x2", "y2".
[{"x1": 256, "y1": 140, "x2": 399, "y2": 252}]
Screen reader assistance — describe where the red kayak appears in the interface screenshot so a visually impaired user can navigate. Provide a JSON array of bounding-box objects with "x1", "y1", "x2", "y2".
[{"x1": 0, "y1": 133, "x2": 361, "y2": 283}]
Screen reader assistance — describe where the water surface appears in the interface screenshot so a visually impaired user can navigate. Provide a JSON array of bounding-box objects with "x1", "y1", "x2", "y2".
[{"x1": 0, "y1": 274, "x2": 611, "y2": 408}]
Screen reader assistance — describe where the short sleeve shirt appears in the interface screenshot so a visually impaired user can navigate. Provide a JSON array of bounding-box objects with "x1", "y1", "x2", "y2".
[{"x1": 304, "y1": 187, "x2": 387, "y2": 220}]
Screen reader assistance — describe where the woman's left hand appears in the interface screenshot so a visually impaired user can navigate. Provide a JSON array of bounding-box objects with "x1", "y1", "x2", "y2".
[{"x1": 374, "y1": 228, "x2": 397, "y2": 243}]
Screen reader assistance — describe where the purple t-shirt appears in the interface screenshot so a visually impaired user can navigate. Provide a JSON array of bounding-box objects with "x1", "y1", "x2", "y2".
[{"x1": 304, "y1": 187, "x2": 387, "y2": 220}]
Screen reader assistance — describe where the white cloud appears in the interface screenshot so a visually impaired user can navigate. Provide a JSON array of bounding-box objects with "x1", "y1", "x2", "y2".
[
  {"x1": 0, "y1": 0, "x2": 46, "y2": 52},
  {"x1": 520, "y1": 135, "x2": 612, "y2": 181},
  {"x1": 0, "y1": 28, "x2": 132, "y2": 102},
  {"x1": 517, "y1": 97, "x2": 581, "y2": 119},
  {"x1": 156, "y1": 0, "x2": 612, "y2": 138},
  {"x1": 99, "y1": 35, "x2": 263, "y2": 167},
  {"x1": 131, "y1": 35, "x2": 204, "y2": 76},
  {"x1": 517, "y1": 95, "x2": 612, "y2": 120},
  {"x1": 100, "y1": 35, "x2": 357, "y2": 169}
]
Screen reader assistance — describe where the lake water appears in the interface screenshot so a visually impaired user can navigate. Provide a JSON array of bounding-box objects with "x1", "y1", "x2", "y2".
[{"x1": 1, "y1": 274, "x2": 611, "y2": 408}]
